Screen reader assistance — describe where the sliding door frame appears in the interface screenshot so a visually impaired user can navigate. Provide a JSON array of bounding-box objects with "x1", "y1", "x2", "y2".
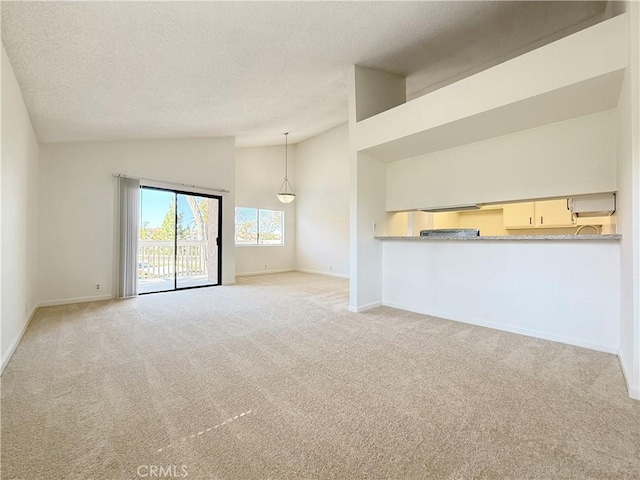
[{"x1": 139, "y1": 185, "x2": 223, "y2": 294}]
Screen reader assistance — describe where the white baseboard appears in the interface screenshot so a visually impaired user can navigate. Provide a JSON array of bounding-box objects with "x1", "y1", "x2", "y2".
[
  {"x1": 1, "y1": 304, "x2": 38, "y2": 375},
  {"x1": 295, "y1": 268, "x2": 349, "y2": 279},
  {"x1": 383, "y1": 301, "x2": 619, "y2": 355},
  {"x1": 618, "y1": 354, "x2": 640, "y2": 400},
  {"x1": 38, "y1": 294, "x2": 114, "y2": 308},
  {"x1": 348, "y1": 301, "x2": 383, "y2": 313},
  {"x1": 235, "y1": 268, "x2": 295, "y2": 277}
]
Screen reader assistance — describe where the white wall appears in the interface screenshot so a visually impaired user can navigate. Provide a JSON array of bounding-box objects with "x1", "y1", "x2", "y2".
[
  {"x1": 295, "y1": 124, "x2": 350, "y2": 277},
  {"x1": 353, "y1": 66, "x2": 406, "y2": 122},
  {"x1": 38, "y1": 138, "x2": 236, "y2": 304},
  {"x1": 387, "y1": 109, "x2": 618, "y2": 211},
  {"x1": 350, "y1": 151, "x2": 387, "y2": 311},
  {"x1": 383, "y1": 240, "x2": 621, "y2": 353},
  {"x1": 1, "y1": 44, "x2": 40, "y2": 370},
  {"x1": 617, "y1": 2, "x2": 640, "y2": 399},
  {"x1": 235, "y1": 145, "x2": 296, "y2": 275},
  {"x1": 348, "y1": 67, "x2": 403, "y2": 311}
]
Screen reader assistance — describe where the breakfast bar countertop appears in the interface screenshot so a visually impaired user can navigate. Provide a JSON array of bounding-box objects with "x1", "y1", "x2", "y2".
[{"x1": 375, "y1": 234, "x2": 622, "y2": 241}]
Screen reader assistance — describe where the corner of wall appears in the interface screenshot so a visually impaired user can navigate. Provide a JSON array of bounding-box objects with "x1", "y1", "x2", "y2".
[
  {"x1": 1, "y1": 43, "x2": 41, "y2": 371},
  {"x1": 615, "y1": 1, "x2": 640, "y2": 400}
]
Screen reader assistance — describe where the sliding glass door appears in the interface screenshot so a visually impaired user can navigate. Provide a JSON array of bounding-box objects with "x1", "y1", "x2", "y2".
[
  {"x1": 176, "y1": 193, "x2": 220, "y2": 289},
  {"x1": 138, "y1": 187, "x2": 221, "y2": 294}
]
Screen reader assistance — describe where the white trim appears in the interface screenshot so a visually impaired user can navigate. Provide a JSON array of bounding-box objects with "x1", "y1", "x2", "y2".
[
  {"x1": 38, "y1": 294, "x2": 114, "y2": 308},
  {"x1": 383, "y1": 301, "x2": 619, "y2": 355},
  {"x1": 348, "y1": 301, "x2": 383, "y2": 313},
  {"x1": 619, "y1": 355, "x2": 640, "y2": 400},
  {"x1": 235, "y1": 269, "x2": 295, "y2": 277},
  {"x1": 1, "y1": 305, "x2": 38, "y2": 375},
  {"x1": 235, "y1": 244, "x2": 285, "y2": 248},
  {"x1": 295, "y1": 268, "x2": 349, "y2": 279}
]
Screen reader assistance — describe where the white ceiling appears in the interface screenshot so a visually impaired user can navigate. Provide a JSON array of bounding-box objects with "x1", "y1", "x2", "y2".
[{"x1": 1, "y1": 1, "x2": 607, "y2": 147}]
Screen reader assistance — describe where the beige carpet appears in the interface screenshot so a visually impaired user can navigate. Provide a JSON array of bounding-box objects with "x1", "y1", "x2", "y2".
[{"x1": 1, "y1": 272, "x2": 638, "y2": 479}]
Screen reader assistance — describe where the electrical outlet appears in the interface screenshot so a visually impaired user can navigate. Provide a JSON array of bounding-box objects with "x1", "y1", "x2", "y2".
[
  {"x1": 264, "y1": 265, "x2": 268, "y2": 270},
  {"x1": 372, "y1": 222, "x2": 377, "y2": 232},
  {"x1": 329, "y1": 266, "x2": 333, "y2": 271},
  {"x1": 95, "y1": 284, "x2": 100, "y2": 290}
]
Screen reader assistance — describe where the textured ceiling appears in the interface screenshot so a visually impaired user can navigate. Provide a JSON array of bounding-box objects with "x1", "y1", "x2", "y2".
[{"x1": 1, "y1": 1, "x2": 607, "y2": 147}]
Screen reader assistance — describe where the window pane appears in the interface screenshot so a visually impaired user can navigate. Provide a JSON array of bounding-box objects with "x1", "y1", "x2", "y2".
[
  {"x1": 258, "y1": 209, "x2": 284, "y2": 245},
  {"x1": 235, "y1": 207, "x2": 258, "y2": 244},
  {"x1": 177, "y1": 194, "x2": 219, "y2": 288},
  {"x1": 139, "y1": 188, "x2": 176, "y2": 293}
]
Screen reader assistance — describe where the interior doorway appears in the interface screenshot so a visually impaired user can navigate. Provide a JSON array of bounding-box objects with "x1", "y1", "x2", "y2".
[{"x1": 138, "y1": 186, "x2": 221, "y2": 294}]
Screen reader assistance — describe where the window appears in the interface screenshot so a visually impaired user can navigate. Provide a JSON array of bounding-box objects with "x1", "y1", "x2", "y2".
[{"x1": 235, "y1": 207, "x2": 284, "y2": 245}]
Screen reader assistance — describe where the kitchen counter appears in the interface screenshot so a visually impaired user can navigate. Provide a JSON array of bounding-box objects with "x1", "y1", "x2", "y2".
[
  {"x1": 378, "y1": 234, "x2": 620, "y2": 353},
  {"x1": 375, "y1": 234, "x2": 621, "y2": 241}
]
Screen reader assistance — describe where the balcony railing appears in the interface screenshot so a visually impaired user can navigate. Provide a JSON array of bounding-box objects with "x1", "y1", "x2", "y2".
[{"x1": 138, "y1": 241, "x2": 208, "y2": 279}]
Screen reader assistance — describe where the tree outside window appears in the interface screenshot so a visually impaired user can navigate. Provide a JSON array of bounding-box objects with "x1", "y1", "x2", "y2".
[{"x1": 235, "y1": 207, "x2": 284, "y2": 245}]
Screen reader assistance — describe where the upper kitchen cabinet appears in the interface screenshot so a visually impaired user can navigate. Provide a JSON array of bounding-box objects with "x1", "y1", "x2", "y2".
[
  {"x1": 503, "y1": 199, "x2": 575, "y2": 229},
  {"x1": 535, "y1": 199, "x2": 574, "y2": 228},
  {"x1": 503, "y1": 202, "x2": 535, "y2": 229}
]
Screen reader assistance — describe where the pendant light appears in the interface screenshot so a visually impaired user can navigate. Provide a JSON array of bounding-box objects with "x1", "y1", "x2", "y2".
[{"x1": 277, "y1": 132, "x2": 295, "y2": 203}]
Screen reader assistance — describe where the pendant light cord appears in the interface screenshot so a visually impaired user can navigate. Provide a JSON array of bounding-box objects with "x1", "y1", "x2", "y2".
[
  {"x1": 284, "y1": 132, "x2": 289, "y2": 180},
  {"x1": 277, "y1": 132, "x2": 295, "y2": 202}
]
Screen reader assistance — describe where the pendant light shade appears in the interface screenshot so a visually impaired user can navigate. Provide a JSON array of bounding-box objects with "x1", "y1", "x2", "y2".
[
  {"x1": 277, "y1": 192, "x2": 296, "y2": 203},
  {"x1": 278, "y1": 132, "x2": 295, "y2": 203}
]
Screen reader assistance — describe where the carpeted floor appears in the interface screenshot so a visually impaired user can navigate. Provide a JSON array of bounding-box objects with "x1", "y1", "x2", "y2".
[{"x1": 1, "y1": 272, "x2": 638, "y2": 479}]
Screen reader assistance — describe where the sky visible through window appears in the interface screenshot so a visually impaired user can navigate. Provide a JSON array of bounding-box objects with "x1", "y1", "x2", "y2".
[{"x1": 140, "y1": 188, "x2": 195, "y2": 228}]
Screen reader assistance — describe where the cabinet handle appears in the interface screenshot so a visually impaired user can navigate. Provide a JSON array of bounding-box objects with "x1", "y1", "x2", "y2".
[
  {"x1": 529, "y1": 217, "x2": 532, "y2": 225},
  {"x1": 540, "y1": 216, "x2": 544, "y2": 225}
]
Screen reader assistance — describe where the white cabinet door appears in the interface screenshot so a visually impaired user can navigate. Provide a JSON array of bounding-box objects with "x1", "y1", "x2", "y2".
[
  {"x1": 535, "y1": 199, "x2": 574, "y2": 227},
  {"x1": 503, "y1": 202, "x2": 535, "y2": 229}
]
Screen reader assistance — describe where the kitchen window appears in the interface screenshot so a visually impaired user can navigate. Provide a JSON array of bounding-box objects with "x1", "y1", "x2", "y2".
[{"x1": 235, "y1": 207, "x2": 284, "y2": 246}]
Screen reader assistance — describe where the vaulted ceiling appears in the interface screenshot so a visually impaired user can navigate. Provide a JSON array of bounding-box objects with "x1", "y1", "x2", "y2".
[{"x1": 1, "y1": 1, "x2": 607, "y2": 147}]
